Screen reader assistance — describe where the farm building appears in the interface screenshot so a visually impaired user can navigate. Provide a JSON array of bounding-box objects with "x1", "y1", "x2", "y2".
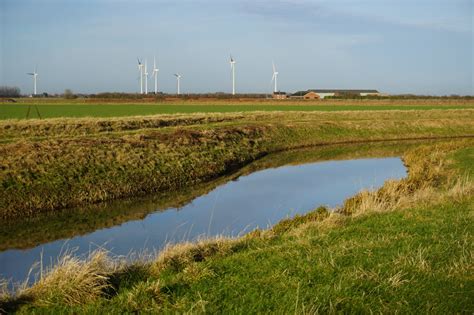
[
  {"x1": 302, "y1": 91, "x2": 320, "y2": 99},
  {"x1": 272, "y1": 92, "x2": 288, "y2": 99},
  {"x1": 291, "y1": 89, "x2": 380, "y2": 99}
]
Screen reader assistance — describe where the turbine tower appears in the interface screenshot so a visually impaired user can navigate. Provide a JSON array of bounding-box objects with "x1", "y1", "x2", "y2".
[
  {"x1": 271, "y1": 61, "x2": 279, "y2": 93},
  {"x1": 230, "y1": 55, "x2": 236, "y2": 95},
  {"x1": 151, "y1": 56, "x2": 159, "y2": 94},
  {"x1": 144, "y1": 59, "x2": 149, "y2": 95},
  {"x1": 174, "y1": 73, "x2": 182, "y2": 95},
  {"x1": 27, "y1": 66, "x2": 38, "y2": 95},
  {"x1": 137, "y1": 58, "x2": 144, "y2": 94}
]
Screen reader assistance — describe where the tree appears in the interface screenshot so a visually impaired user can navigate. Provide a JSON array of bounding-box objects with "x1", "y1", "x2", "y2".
[
  {"x1": 64, "y1": 89, "x2": 77, "y2": 99},
  {"x1": 0, "y1": 86, "x2": 21, "y2": 97}
]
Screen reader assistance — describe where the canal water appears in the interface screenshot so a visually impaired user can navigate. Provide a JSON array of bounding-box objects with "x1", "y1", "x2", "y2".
[{"x1": 0, "y1": 155, "x2": 407, "y2": 284}]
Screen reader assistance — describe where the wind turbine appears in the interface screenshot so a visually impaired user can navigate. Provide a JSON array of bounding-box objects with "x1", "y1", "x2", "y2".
[
  {"x1": 144, "y1": 59, "x2": 149, "y2": 95},
  {"x1": 174, "y1": 73, "x2": 182, "y2": 95},
  {"x1": 27, "y1": 66, "x2": 38, "y2": 95},
  {"x1": 151, "y1": 56, "x2": 159, "y2": 94},
  {"x1": 137, "y1": 58, "x2": 144, "y2": 94},
  {"x1": 271, "y1": 61, "x2": 279, "y2": 93},
  {"x1": 230, "y1": 55, "x2": 236, "y2": 95}
]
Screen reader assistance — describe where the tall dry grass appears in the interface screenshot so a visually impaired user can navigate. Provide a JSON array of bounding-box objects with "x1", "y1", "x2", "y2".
[
  {"x1": 0, "y1": 237, "x2": 244, "y2": 310},
  {"x1": 14, "y1": 250, "x2": 114, "y2": 307},
  {"x1": 1, "y1": 109, "x2": 472, "y2": 140},
  {"x1": 151, "y1": 236, "x2": 244, "y2": 274},
  {"x1": 342, "y1": 143, "x2": 473, "y2": 217}
]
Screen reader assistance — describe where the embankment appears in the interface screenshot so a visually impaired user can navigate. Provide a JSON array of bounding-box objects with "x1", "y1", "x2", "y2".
[
  {"x1": 0, "y1": 140, "x2": 437, "y2": 251},
  {"x1": 1, "y1": 110, "x2": 473, "y2": 219}
]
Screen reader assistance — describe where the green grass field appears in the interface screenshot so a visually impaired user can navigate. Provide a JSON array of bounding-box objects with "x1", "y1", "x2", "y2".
[{"x1": 1, "y1": 103, "x2": 474, "y2": 119}]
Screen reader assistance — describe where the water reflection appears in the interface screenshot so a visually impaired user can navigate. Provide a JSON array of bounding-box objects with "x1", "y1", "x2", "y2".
[{"x1": 0, "y1": 154, "x2": 406, "y2": 283}]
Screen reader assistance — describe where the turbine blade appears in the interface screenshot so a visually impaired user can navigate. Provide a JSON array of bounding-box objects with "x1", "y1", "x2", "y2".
[{"x1": 272, "y1": 61, "x2": 276, "y2": 73}]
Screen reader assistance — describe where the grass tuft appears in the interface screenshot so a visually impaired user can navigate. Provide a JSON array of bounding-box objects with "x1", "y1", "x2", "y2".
[
  {"x1": 152, "y1": 237, "x2": 245, "y2": 274},
  {"x1": 116, "y1": 280, "x2": 163, "y2": 313},
  {"x1": 21, "y1": 250, "x2": 114, "y2": 306},
  {"x1": 271, "y1": 206, "x2": 329, "y2": 235}
]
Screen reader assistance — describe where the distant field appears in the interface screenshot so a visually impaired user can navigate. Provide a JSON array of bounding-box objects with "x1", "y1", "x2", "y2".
[{"x1": 1, "y1": 99, "x2": 473, "y2": 119}]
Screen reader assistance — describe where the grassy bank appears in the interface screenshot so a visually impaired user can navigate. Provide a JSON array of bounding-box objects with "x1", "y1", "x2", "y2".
[
  {"x1": 1, "y1": 98, "x2": 473, "y2": 119},
  {"x1": 0, "y1": 140, "x2": 441, "y2": 251},
  {"x1": 1, "y1": 109, "x2": 474, "y2": 219},
  {"x1": 1, "y1": 138, "x2": 472, "y2": 313}
]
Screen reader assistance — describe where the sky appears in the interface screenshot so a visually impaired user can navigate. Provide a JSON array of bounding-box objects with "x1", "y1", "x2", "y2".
[{"x1": 0, "y1": 0, "x2": 473, "y2": 95}]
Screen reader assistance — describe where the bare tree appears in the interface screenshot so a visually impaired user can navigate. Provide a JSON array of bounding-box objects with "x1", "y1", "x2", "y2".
[
  {"x1": 0, "y1": 86, "x2": 21, "y2": 97},
  {"x1": 64, "y1": 89, "x2": 77, "y2": 99}
]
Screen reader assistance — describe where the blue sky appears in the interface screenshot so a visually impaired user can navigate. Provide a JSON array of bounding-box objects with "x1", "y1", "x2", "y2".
[{"x1": 1, "y1": 0, "x2": 472, "y2": 95}]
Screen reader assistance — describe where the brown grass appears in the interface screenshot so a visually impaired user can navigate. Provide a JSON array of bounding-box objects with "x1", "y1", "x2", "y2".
[
  {"x1": 289, "y1": 141, "x2": 473, "y2": 239},
  {"x1": 2, "y1": 109, "x2": 473, "y2": 140},
  {"x1": 20, "y1": 250, "x2": 114, "y2": 306},
  {"x1": 151, "y1": 236, "x2": 244, "y2": 274},
  {"x1": 342, "y1": 144, "x2": 464, "y2": 216}
]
